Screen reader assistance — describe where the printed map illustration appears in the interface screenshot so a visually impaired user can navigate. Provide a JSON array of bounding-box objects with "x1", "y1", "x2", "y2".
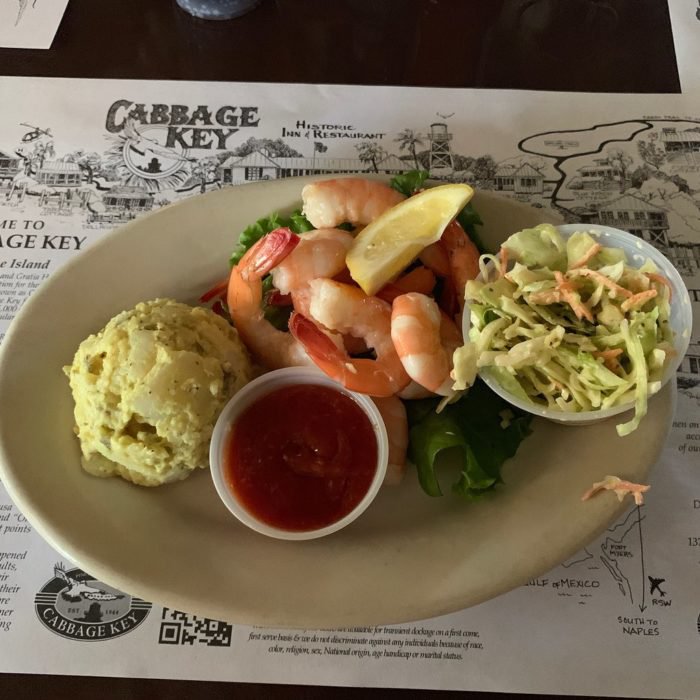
[{"x1": 547, "y1": 506, "x2": 652, "y2": 610}]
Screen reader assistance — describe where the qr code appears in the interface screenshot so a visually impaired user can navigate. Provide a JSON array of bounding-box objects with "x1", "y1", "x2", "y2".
[{"x1": 158, "y1": 608, "x2": 233, "y2": 647}]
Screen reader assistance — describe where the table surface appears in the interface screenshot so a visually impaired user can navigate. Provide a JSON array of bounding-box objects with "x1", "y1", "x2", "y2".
[{"x1": 0, "y1": 0, "x2": 681, "y2": 698}]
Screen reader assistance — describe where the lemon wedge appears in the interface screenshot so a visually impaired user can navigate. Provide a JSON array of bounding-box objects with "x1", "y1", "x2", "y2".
[{"x1": 346, "y1": 183, "x2": 474, "y2": 296}]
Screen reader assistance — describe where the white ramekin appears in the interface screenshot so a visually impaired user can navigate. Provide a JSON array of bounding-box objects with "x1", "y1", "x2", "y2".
[
  {"x1": 209, "y1": 367, "x2": 389, "y2": 540},
  {"x1": 463, "y1": 223, "x2": 692, "y2": 427}
]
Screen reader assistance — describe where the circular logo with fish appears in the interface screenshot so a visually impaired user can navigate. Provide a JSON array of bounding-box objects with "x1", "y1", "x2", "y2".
[
  {"x1": 34, "y1": 563, "x2": 151, "y2": 641},
  {"x1": 121, "y1": 121, "x2": 190, "y2": 180}
]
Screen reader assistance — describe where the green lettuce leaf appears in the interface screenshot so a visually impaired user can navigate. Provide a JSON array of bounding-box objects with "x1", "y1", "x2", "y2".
[
  {"x1": 390, "y1": 170, "x2": 429, "y2": 197},
  {"x1": 289, "y1": 210, "x2": 315, "y2": 233},
  {"x1": 406, "y1": 380, "x2": 533, "y2": 499},
  {"x1": 457, "y1": 202, "x2": 487, "y2": 254},
  {"x1": 263, "y1": 303, "x2": 292, "y2": 331}
]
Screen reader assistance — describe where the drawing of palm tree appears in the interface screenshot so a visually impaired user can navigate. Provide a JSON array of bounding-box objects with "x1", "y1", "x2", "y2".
[
  {"x1": 355, "y1": 142, "x2": 387, "y2": 173},
  {"x1": 30, "y1": 140, "x2": 54, "y2": 173},
  {"x1": 63, "y1": 150, "x2": 103, "y2": 184},
  {"x1": 394, "y1": 129, "x2": 424, "y2": 170},
  {"x1": 605, "y1": 148, "x2": 633, "y2": 192},
  {"x1": 189, "y1": 156, "x2": 220, "y2": 194},
  {"x1": 637, "y1": 135, "x2": 667, "y2": 172}
]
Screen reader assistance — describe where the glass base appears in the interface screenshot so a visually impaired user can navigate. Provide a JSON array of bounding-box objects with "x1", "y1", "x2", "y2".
[{"x1": 175, "y1": 0, "x2": 261, "y2": 20}]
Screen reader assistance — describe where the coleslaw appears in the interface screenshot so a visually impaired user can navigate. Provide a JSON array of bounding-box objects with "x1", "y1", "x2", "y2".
[{"x1": 452, "y1": 224, "x2": 675, "y2": 436}]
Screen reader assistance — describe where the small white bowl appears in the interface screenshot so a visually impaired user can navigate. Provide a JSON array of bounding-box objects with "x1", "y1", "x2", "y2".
[
  {"x1": 463, "y1": 223, "x2": 693, "y2": 426},
  {"x1": 209, "y1": 367, "x2": 389, "y2": 540}
]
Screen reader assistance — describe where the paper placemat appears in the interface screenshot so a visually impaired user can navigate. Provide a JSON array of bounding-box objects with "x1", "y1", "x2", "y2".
[{"x1": 0, "y1": 75, "x2": 698, "y2": 697}]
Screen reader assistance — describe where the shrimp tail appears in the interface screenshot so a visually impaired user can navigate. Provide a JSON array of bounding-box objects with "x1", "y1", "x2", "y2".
[
  {"x1": 289, "y1": 312, "x2": 344, "y2": 366},
  {"x1": 228, "y1": 228, "x2": 300, "y2": 317},
  {"x1": 289, "y1": 312, "x2": 364, "y2": 391},
  {"x1": 236, "y1": 227, "x2": 299, "y2": 278},
  {"x1": 289, "y1": 312, "x2": 406, "y2": 398},
  {"x1": 227, "y1": 228, "x2": 310, "y2": 370}
]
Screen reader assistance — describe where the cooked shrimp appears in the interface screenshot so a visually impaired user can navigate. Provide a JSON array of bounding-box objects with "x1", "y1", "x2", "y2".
[
  {"x1": 371, "y1": 396, "x2": 408, "y2": 486},
  {"x1": 270, "y1": 228, "x2": 354, "y2": 295},
  {"x1": 227, "y1": 228, "x2": 312, "y2": 369},
  {"x1": 417, "y1": 223, "x2": 479, "y2": 315},
  {"x1": 288, "y1": 279, "x2": 411, "y2": 397},
  {"x1": 301, "y1": 178, "x2": 404, "y2": 229},
  {"x1": 267, "y1": 229, "x2": 358, "y2": 349},
  {"x1": 391, "y1": 293, "x2": 462, "y2": 396},
  {"x1": 441, "y1": 220, "x2": 480, "y2": 307},
  {"x1": 376, "y1": 266, "x2": 436, "y2": 303},
  {"x1": 417, "y1": 241, "x2": 459, "y2": 317},
  {"x1": 286, "y1": 286, "x2": 368, "y2": 357},
  {"x1": 419, "y1": 241, "x2": 450, "y2": 277}
]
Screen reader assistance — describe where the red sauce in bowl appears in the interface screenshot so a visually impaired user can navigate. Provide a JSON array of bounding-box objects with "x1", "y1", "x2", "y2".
[{"x1": 225, "y1": 384, "x2": 379, "y2": 532}]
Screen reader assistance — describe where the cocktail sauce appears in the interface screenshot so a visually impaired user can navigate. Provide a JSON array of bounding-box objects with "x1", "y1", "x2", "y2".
[{"x1": 225, "y1": 384, "x2": 378, "y2": 531}]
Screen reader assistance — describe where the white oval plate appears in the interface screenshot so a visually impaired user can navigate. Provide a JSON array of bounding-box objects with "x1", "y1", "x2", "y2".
[{"x1": 0, "y1": 178, "x2": 673, "y2": 628}]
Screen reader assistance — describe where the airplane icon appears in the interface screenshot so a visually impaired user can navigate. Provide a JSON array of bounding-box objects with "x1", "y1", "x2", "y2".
[{"x1": 648, "y1": 576, "x2": 666, "y2": 597}]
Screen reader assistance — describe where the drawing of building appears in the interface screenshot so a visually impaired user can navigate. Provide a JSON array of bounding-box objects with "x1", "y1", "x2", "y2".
[
  {"x1": 374, "y1": 155, "x2": 408, "y2": 173},
  {"x1": 218, "y1": 151, "x2": 279, "y2": 182},
  {"x1": 596, "y1": 194, "x2": 670, "y2": 245},
  {"x1": 667, "y1": 243, "x2": 700, "y2": 275},
  {"x1": 660, "y1": 127, "x2": 700, "y2": 163},
  {"x1": 494, "y1": 163, "x2": 544, "y2": 194},
  {"x1": 269, "y1": 156, "x2": 358, "y2": 178},
  {"x1": 595, "y1": 193, "x2": 700, "y2": 275},
  {"x1": 101, "y1": 186, "x2": 154, "y2": 213},
  {"x1": 36, "y1": 160, "x2": 82, "y2": 187},
  {"x1": 0, "y1": 150, "x2": 22, "y2": 181},
  {"x1": 568, "y1": 157, "x2": 624, "y2": 190},
  {"x1": 218, "y1": 150, "x2": 407, "y2": 183},
  {"x1": 679, "y1": 342, "x2": 700, "y2": 376},
  {"x1": 428, "y1": 123, "x2": 454, "y2": 174}
]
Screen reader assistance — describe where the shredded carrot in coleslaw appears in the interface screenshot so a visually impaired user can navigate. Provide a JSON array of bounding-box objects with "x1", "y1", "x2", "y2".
[
  {"x1": 621, "y1": 289, "x2": 658, "y2": 312},
  {"x1": 581, "y1": 476, "x2": 650, "y2": 506},
  {"x1": 592, "y1": 348, "x2": 624, "y2": 373},
  {"x1": 528, "y1": 289, "x2": 564, "y2": 305},
  {"x1": 554, "y1": 271, "x2": 594, "y2": 322},
  {"x1": 498, "y1": 246, "x2": 509, "y2": 279},
  {"x1": 568, "y1": 268, "x2": 633, "y2": 299},
  {"x1": 646, "y1": 272, "x2": 673, "y2": 300},
  {"x1": 569, "y1": 242, "x2": 602, "y2": 269}
]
